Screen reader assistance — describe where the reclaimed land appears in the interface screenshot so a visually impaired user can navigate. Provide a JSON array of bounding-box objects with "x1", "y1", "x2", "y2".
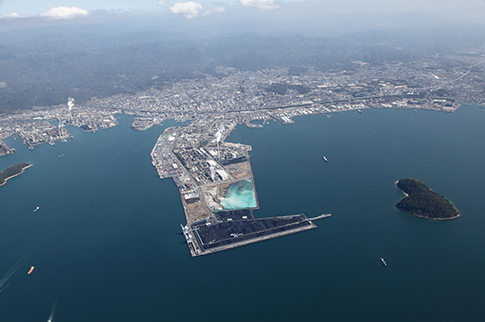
[
  {"x1": 188, "y1": 211, "x2": 316, "y2": 256},
  {"x1": 395, "y1": 178, "x2": 460, "y2": 220},
  {"x1": 0, "y1": 162, "x2": 31, "y2": 186}
]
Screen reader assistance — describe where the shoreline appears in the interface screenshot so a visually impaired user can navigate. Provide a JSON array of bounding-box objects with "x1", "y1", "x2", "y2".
[
  {"x1": 0, "y1": 164, "x2": 32, "y2": 187},
  {"x1": 398, "y1": 209, "x2": 461, "y2": 221},
  {"x1": 394, "y1": 181, "x2": 409, "y2": 197}
]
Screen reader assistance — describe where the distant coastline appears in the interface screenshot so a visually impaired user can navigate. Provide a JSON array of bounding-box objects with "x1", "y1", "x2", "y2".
[{"x1": 0, "y1": 163, "x2": 32, "y2": 187}]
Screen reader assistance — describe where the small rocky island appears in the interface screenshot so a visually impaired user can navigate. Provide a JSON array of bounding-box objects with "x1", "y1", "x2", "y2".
[
  {"x1": 0, "y1": 162, "x2": 31, "y2": 186},
  {"x1": 395, "y1": 178, "x2": 460, "y2": 220}
]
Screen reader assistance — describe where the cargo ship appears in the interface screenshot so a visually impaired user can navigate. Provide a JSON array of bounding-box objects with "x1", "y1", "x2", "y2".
[{"x1": 380, "y1": 258, "x2": 387, "y2": 266}]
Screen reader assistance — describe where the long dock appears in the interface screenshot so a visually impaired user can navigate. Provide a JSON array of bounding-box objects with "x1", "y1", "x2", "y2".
[
  {"x1": 309, "y1": 213, "x2": 332, "y2": 221},
  {"x1": 181, "y1": 212, "x2": 331, "y2": 256}
]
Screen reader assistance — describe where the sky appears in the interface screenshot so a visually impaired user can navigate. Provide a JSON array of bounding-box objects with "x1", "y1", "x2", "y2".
[
  {"x1": 1, "y1": 0, "x2": 484, "y2": 17},
  {"x1": 0, "y1": 0, "x2": 484, "y2": 36}
]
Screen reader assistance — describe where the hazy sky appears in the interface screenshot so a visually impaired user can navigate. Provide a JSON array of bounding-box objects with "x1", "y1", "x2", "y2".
[
  {"x1": 1, "y1": 0, "x2": 484, "y2": 17},
  {"x1": 0, "y1": 0, "x2": 484, "y2": 38}
]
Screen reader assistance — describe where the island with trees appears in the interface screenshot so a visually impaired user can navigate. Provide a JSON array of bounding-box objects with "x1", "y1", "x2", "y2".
[
  {"x1": 0, "y1": 162, "x2": 31, "y2": 186},
  {"x1": 395, "y1": 178, "x2": 460, "y2": 220}
]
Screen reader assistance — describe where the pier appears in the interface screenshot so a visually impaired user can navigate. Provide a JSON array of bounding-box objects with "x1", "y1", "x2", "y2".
[
  {"x1": 181, "y1": 212, "x2": 332, "y2": 256},
  {"x1": 309, "y1": 213, "x2": 332, "y2": 221},
  {"x1": 0, "y1": 139, "x2": 15, "y2": 157}
]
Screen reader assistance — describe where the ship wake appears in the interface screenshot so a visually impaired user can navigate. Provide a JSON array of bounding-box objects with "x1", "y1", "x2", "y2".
[
  {"x1": 47, "y1": 296, "x2": 59, "y2": 322},
  {"x1": 0, "y1": 219, "x2": 64, "y2": 290}
]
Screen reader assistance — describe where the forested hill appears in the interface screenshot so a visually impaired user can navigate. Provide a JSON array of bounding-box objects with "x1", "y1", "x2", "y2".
[
  {"x1": 0, "y1": 162, "x2": 30, "y2": 186},
  {"x1": 0, "y1": 24, "x2": 484, "y2": 113},
  {"x1": 395, "y1": 178, "x2": 460, "y2": 220}
]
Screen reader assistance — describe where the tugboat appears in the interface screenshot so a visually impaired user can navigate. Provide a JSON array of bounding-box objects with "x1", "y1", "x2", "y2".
[
  {"x1": 380, "y1": 257, "x2": 387, "y2": 266},
  {"x1": 323, "y1": 156, "x2": 328, "y2": 162}
]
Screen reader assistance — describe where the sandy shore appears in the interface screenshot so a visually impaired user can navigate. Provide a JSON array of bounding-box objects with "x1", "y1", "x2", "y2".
[
  {"x1": 402, "y1": 210, "x2": 461, "y2": 221},
  {"x1": 394, "y1": 180, "x2": 409, "y2": 197},
  {"x1": 0, "y1": 164, "x2": 32, "y2": 187}
]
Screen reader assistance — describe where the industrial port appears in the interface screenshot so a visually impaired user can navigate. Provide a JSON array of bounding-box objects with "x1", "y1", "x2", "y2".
[
  {"x1": 181, "y1": 210, "x2": 331, "y2": 256},
  {"x1": 149, "y1": 115, "x2": 331, "y2": 256},
  {"x1": 0, "y1": 60, "x2": 479, "y2": 256}
]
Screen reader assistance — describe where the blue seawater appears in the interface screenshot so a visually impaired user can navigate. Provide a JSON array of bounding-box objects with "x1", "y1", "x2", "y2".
[
  {"x1": 0, "y1": 106, "x2": 484, "y2": 322},
  {"x1": 220, "y1": 179, "x2": 257, "y2": 210}
]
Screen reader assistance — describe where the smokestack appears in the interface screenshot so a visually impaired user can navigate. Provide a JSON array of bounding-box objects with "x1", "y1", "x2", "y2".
[
  {"x1": 215, "y1": 127, "x2": 223, "y2": 161},
  {"x1": 67, "y1": 97, "x2": 75, "y2": 121}
]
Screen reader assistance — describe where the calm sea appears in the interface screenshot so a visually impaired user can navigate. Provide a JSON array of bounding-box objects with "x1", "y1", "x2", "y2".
[{"x1": 0, "y1": 106, "x2": 484, "y2": 322}]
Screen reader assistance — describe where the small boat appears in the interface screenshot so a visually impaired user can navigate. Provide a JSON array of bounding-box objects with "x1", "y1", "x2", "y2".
[
  {"x1": 357, "y1": 109, "x2": 362, "y2": 114},
  {"x1": 323, "y1": 156, "x2": 328, "y2": 162},
  {"x1": 33, "y1": 206, "x2": 40, "y2": 213},
  {"x1": 27, "y1": 266, "x2": 34, "y2": 275},
  {"x1": 380, "y1": 258, "x2": 387, "y2": 266}
]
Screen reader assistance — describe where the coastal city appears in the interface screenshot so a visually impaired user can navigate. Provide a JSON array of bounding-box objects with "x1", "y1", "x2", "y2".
[
  {"x1": 4, "y1": 1, "x2": 485, "y2": 319},
  {"x1": 2, "y1": 54, "x2": 484, "y2": 150},
  {"x1": 0, "y1": 53, "x2": 483, "y2": 255}
]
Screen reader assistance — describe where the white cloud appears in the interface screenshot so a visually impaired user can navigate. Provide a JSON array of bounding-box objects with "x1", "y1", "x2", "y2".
[
  {"x1": 203, "y1": 7, "x2": 225, "y2": 16},
  {"x1": 0, "y1": 12, "x2": 32, "y2": 19},
  {"x1": 239, "y1": 0, "x2": 279, "y2": 10},
  {"x1": 158, "y1": 0, "x2": 170, "y2": 7},
  {"x1": 169, "y1": 2, "x2": 204, "y2": 19},
  {"x1": 39, "y1": 6, "x2": 89, "y2": 20}
]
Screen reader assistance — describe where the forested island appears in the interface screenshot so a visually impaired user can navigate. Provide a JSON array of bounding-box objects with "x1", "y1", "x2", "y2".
[
  {"x1": 395, "y1": 178, "x2": 460, "y2": 220},
  {"x1": 0, "y1": 162, "x2": 31, "y2": 186}
]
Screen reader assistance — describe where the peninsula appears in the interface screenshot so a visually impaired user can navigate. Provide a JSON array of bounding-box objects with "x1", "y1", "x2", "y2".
[
  {"x1": 0, "y1": 162, "x2": 31, "y2": 187},
  {"x1": 395, "y1": 178, "x2": 460, "y2": 220},
  {"x1": 151, "y1": 123, "x2": 330, "y2": 256}
]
